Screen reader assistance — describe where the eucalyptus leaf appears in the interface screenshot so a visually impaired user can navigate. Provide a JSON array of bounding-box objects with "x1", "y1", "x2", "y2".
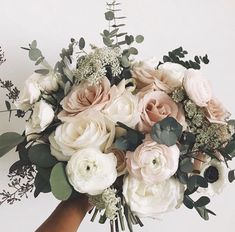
[
  {"x1": 5, "y1": 100, "x2": 11, "y2": 111},
  {"x1": 105, "y1": 11, "x2": 115, "y2": 21},
  {"x1": 79, "y1": 37, "x2": 85, "y2": 50},
  {"x1": 28, "y1": 144, "x2": 58, "y2": 168},
  {"x1": 34, "y1": 172, "x2": 51, "y2": 198},
  {"x1": 135, "y1": 35, "x2": 144, "y2": 43},
  {"x1": 228, "y1": 170, "x2": 235, "y2": 183},
  {"x1": 114, "y1": 137, "x2": 128, "y2": 151},
  {"x1": 121, "y1": 55, "x2": 130, "y2": 68},
  {"x1": 29, "y1": 48, "x2": 42, "y2": 61},
  {"x1": 30, "y1": 40, "x2": 37, "y2": 49},
  {"x1": 180, "y1": 158, "x2": 194, "y2": 173},
  {"x1": 50, "y1": 162, "x2": 73, "y2": 200},
  {"x1": 195, "y1": 206, "x2": 209, "y2": 221},
  {"x1": 183, "y1": 195, "x2": 194, "y2": 209},
  {"x1": 187, "y1": 175, "x2": 208, "y2": 191},
  {"x1": 35, "y1": 69, "x2": 49, "y2": 75},
  {"x1": 194, "y1": 196, "x2": 210, "y2": 207},
  {"x1": 129, "y1": 47, "x2": 138, "y2": 55},
  {"x1": 0, "y1": 132, "x2": 25, "y2": 157}
]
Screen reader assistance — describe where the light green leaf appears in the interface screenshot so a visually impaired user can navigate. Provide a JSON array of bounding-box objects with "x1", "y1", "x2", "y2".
[
  {"x1": 135, "y1": 35, "x2": 144, "y2": 43},
  {"x1": 105, "y1": 11, "x2": 115, "y2": 21},
  {"x1": 0, "y1": 132, "x2": 25, "y2": 157},
  {"x1": 28, "y1": 144, "x2": 58, "y2": 168},
  {"x1": 34, "y1": 69, "x2": 49, "y2": 75},
  {"x1": 30, "y1": 40, "x2": 37, "y2": 49},
  {"x1": 50, "y1": 163, "x2": 73, "y2": 200},
  {"x1": 29, "y1": 48, "x2": 42, "y2": 61},
  {"x1": 129, "y1": 47, "x2": 138, "y2": 55}
]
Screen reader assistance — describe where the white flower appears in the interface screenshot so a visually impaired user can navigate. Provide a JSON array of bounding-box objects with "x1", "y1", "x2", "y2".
[
  {"x1": 198, "y1": 159, "x2": 228, "y2": 196},
  {"x1": 158, "y1": 62, "x2": 186, "y2": 89},
  {"x1": 38, "y1": 72, "x2": 59, "y2": 92},
  {"x1": 66, "y1": 148, "x2": 117, "y2": 195},
  {"x1": 15, "y1": 74, "x2": 41, "y2": 111},
  {"x1": 123, "y1": 175, "x2": 184, "y2": 219},
  {"x1": 50, "y1": 111, "x2": 115, "y2": 161},
  {"x1": 183, "y1": 69, "x2": 212, "y2": 107},
  {"x1": 102, "y1": 90, "x2": 140, "y2": 128},
  {"x1": 25, "y1": 100, "x2": 54, "y2": 141}
]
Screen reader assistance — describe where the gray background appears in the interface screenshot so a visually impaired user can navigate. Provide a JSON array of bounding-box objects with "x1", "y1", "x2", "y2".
[{"x1": 0, "y1": 0, "x2": 235, "y2": 231}]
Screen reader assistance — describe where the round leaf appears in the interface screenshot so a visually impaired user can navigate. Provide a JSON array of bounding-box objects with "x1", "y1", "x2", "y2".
[
  {"x1": 29, "y1": 144, "x2": 58, "y2": 168},
  {"x1": 29, "y1": 48, "x2": 42, "y2": 61},
  {"x1": 135, "y1": 35, "x2": 144, "y2": 43},
  {"x1": 50, "y1": 163, "x2": 73, "y2": 200},
  {"x1": 79, "y1": 37, "x2": 85, "y2": 50},
  {"x1": 105, "y1": 11, "x2": 115, "y2": 21}
]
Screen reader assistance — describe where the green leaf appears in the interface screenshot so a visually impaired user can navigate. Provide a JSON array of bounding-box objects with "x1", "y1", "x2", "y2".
[
  {"x1": 180, "y1": 158, "x2": 194, "y2": 173},
  {"x1": 29, "y1": 48, "x2": 42, "y2": 61},
  {"x1": 183, "y1": 195, "x2": 194, "y2": 209},
  {"x1": 105, "y1": 11, "x2": 115, "y2": 21},
  {"x1": 194, "y1": 196, "x2": 210, "y2": 207},
  {"x1": 50, "y1": 162, "x2": 73, "y2": 200},
  {"x1": 194, "y1": 56, "x2": 200, "y2": 64},
  {"x1": 5, "y1": 100, "x2": 11, "y2": 111},
  {"x1": 79, "y1": 37, "x2": 85, "y2": 50},
  {"x1": 202, "y1": 55, "x2": 209, "y2": 64},
  {"x1": 151, "y1": 117, "x2": 183, "y2": 146},
  {"x1": 187, "y1": 175, "x2": 208, "y2": 191},
  {"x1": 0, "y1": 132, "x2": 25, "y2": 157},
  {"x1": 221, "y1": 141, "x2": 235, "y2": 156},
  {"x1": 129, "y1": 47, "x2": 138, "y2": 55},
  {"x1": 35, "y1": 57, "x2": 44, "y2": 66},
  {"x1": 28, "y1": 144, "x2": 58, "y2": 168},
  {"x1": 30, "y1": 40, "x2": 37, "y2": 49},
  {"x1": 125, "y1": 35, "x2": 134, "y2": 45},
  {"x1": 228, "y1": 170, "x2": 235, "y2": 183},
  {"x1": 195, "y1": 206, "x2": 209, "y2": 221},
  {"x1": 114, "y1": 137, "x2": 128, "y2": 151},
  {"x1": 34, "y1": 172, "x2": 51, "y2": 198},
  {"x1": 35, "y1": 69, "x2": 49, "y2": 75},
  {"x1": 121, "y1": 55, "x2": 130, "y2": 68},
  {"x1": 135, "y1": 35, "x2": 144, "y2": 43}
]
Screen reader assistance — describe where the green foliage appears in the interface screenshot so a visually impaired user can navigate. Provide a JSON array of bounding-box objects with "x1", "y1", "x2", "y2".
[
  {"x1": 187, "y1": 175, "x2": 208, "y2": 191},
  {"x1": 34, "y1": 171, "x2": 51, "y2": 197},
  {"x1": 79, "y1": 37, "x2": 86, "y2": 50},
  {"x1": 151, "y1": 117, "x2": 183, "y2": 146},
  {"x1": 28, "y1": 144, "x2": 58, "y2": 168},
  {"x1": 180, "y1": 158, "x2": 194, "y2": 173},
  {"x1": 0, "y1": 132, "x2": 25, "y2": 157},
  {"x1": 228, "y1": 170, "x2": 235, "y2": 183},
  {"x1": 114, "y1": 122, "x2": 145, "y2": 151},
  {"x1": 50, "y1": 162, "x2": 73, "y2": 200},
  {"x1": 158, "y1": 47, "x2": 209, "y2": 70},
  {"x1": 34, "y1": 69, "x2": 49, "y2": 75}
]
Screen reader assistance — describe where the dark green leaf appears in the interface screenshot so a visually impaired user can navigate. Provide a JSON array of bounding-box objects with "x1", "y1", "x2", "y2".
[
  {"x1": 194, "y1": 196, "x2": 210, "y2": 207},
  {"x1": 180, "y1": 158, "x2": 194, "y2": 173},
  {"x1": 187, "y1": 175, "x2": 208, "y2": 191},
  {"x1": 202, "y1": 55, "x2": 209, "y2": 64},
  {"x1": 0, "y1": 132, "x2": 25, "y2": 157},
  {"x1": 228, "y1": 170, "x2": 235, "y2": 183},
  {"x1": 79, "y1": 37, "x2": 85, "y2": 50},
  {"x1": 114, "y1": 137, "x2": 128, "y2": 151},
  {"x1": 195, "y1": 206, "x2": 209, "y2": 220},
  {"x1": 50, "y1": 162, "x2": 73, "y2": 200},
  {"x1": 5, "y1": 101, "x2": 11, "y2": 111},
  {"x1": 105, "y1": 11, "x2": 115, "y2": 21},
  {"x1": 183, "y1": 195, "x2": 194, "y2": 209},
  {"x1": 125, "y1": 35, "x2": 134, "y2": 45},
  {"x1": 28, "y1": 144, "x2": 58, "y2": 168},
  {"x1": 35, "y1": 69, "x2": 49, "y2": 75},
  {"x1": 34, "y1": 172, "x2": 51, "y2": 197},
  {"x1": 135, "y1": 35, "x2": 144, "y2": 43}
]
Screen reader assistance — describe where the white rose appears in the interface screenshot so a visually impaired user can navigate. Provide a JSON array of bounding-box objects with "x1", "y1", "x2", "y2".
[
  {"x1": 15, "y1": 74, "x2": 41, "y2": 111},
  {"x1": 66, "y1": 148, "x2": 117, "y2": 195},
  {"x1": 50, "y1": 111, "x2": 115, "y2": 160},
  {"x1": 123, "y1": 175, "x2": 184, "y2": 219},
  {"x1": 158, "y1": 62, "x2": 186, "y2": 89},
  {"x1": 38, "y1": 72, "x2": 59, "y2": 92},
  {"x1": 183, "y1": 69, "x2": 212, "y2": 107},
  {"x1": 198, "y1": 159, "x2": 227, "y2": 196},
  {"x1": 102, "y1": 90, "x2": 140, "y2": 128},
  {"x1": 25, "y1": 100, "x2": 54, "y2": 141}
]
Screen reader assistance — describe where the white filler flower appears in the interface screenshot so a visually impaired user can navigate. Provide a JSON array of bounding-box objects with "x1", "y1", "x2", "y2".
[
  {"x1": 123, "y1": 175, "x2": 184, "y2": 219},
  {"x1": 66, "y1": 148, "x2": 117, "y2": 195}
]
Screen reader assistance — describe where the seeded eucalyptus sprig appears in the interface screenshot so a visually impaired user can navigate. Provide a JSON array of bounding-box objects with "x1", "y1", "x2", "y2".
[
  {"x1": 0, "y1": 46, "x2": 6, "y2": 66},
  {"x1": 158, "y1": 47, "x2": 209, "y2": 70}
]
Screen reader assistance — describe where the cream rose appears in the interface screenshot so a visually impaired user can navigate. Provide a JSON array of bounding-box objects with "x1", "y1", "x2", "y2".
[
  {"x1": 205, "y1": 98, "x2": 230, "y2": 124},
  {"x1": 50, "y1": 111, "x2": 115, "y2": 160},
  {"x1": 38, "y1": 72, "x2": 59, "y2": 92},
  {"x1": 126, "y1": 139, "x2": 179, "y2": 183},
  {"x1": 58, "y1": 77, "x2": 112, "y2": 121},
  {"x1": 102, "y1": 90, "x2": 140, "y2": 128},
  {"x1": 123, "y1": 175, "x2": 184, "y2": 218},
  {"x1": 25, "y1": 100, "x2": 54, "y2": 141},
  {"x1": 15, "y1": 74, "x2": 41, "y2": 111},
  {"x1": 158, "y1": 62, "x2": 186, "y2": 89},
  {"x1": 183, "y1": 69, "x2": 212, "y2": 107},
  {"x1": 66, "y1": 148, "x2": 117, "y2": 195},
  {"x1": 138, "y1": 90, "x2": 186, "y2": 132}
]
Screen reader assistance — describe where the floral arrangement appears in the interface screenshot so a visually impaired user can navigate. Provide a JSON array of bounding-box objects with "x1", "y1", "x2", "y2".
[{"x1": 1, "y1": 1, "x2": 235, "y2": 231}]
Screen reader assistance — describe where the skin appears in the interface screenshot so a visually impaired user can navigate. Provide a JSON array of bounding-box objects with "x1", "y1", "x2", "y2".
[{"x1": 35, "y1": 195, "x2": 90, "y2": 232}]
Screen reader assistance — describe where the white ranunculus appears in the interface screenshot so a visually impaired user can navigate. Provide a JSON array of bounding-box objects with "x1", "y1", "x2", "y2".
[
  {"x1": 25, "y1": 100, "x2": 54, "y2": 141},
  {"x1": 123, "y1": 175, "x2": 184, "y2": 219},
  {"x1": 50, "y1": 111, "x2": 115, "y2": 161},
  {"x1": 15, "y1": 74, "x2": 41, "y2": 111},
  {"x1": 183, "y1": 69, "x2": 212, "y2": 107},
  {"x1": 38, "y1": 72, "x2": 59, "y2": 92},
  {"x1": 158, "y1": 62, "x2": 186, "y2": 89},
  {"x1": 102, "y1": 90, "x2": 140, "y2": 128},
  {"x1": 198, "y1": 159, "x2": 227, "y2": 196},
  {"x1": 66, "y1": 148, "x2": 117, "y2": 195}
]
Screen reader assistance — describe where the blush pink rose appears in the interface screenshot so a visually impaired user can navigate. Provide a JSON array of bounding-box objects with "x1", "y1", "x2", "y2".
[
  {"x1": 205, "y1": 98, "x2": 230, "y2": 124},
  {"x1": 58, "y1": 77, "x2": 112, "y2": 121},
  {"x1": 138, "y1": 91, "x2": 186, "y2": 132},
  {"x1": 126, "y1": 139, "x2": 180, "y2": 184},
  {"x1": 183, "y1": 69, "x2": 212, "y2": 107}
]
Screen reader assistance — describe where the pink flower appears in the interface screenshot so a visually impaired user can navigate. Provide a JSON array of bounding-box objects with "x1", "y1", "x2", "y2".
[
  {"x1": 58, "y1": 77, "x2": 112, "y2": 121},
  {"x1": 126, "y1": 139, "x2": 180, "y2": 184},
  {"x1": 183, "y1": 69, "x2": 212, "y2": 107},
  {"x1": 138, "y1": 91, "x2": 186, "y2": 133},
  {"x1": 205, "y1": 98, "x2": 230, "y2": 124}
]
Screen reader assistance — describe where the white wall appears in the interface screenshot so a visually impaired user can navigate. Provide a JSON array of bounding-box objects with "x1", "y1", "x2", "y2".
[{"x1": 0, "y1": 0, "x2": 235, "y2": 231}]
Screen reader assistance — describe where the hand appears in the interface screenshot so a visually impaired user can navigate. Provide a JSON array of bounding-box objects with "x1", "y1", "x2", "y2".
[{"x1": 35, "y1": 194, "x2": 91, "y2": 232}]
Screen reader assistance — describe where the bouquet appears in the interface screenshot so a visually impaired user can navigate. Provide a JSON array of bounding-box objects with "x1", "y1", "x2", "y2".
[{"x1": 1, "y1": 1, "x2": 235, "y2": 231}]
